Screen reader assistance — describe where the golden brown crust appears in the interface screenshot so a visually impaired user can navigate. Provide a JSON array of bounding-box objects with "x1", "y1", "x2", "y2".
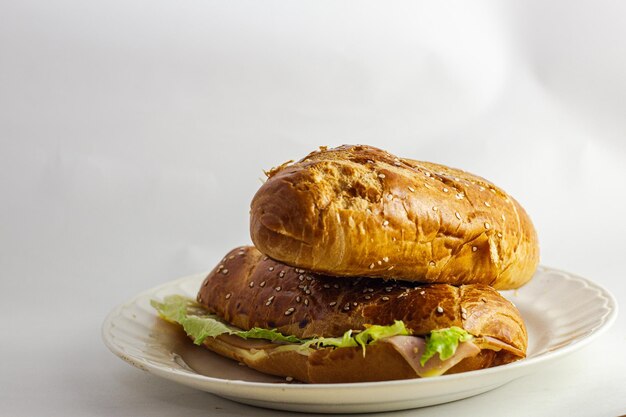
[
  {"x1": 197, "y1": 246, "x2": 527, "y2": 358},
  {"x1": 250, "y1": 145, "x2": 539, "y2": 289},
  {"x1": 201, "y1": 334, "x2": 506, "y2": 383}
]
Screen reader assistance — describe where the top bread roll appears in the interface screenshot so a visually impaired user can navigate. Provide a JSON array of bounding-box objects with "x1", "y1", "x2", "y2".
[{"x1": 250, "y1": 145, "x2": 539, "y2": 289}]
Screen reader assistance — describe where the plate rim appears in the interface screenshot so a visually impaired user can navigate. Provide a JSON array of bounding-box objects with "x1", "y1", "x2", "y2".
[{"x1": 102, "y1": 265, "x2": 618, "y2": 393}]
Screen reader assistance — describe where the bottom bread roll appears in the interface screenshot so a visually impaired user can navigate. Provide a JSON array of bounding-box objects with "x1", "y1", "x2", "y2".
[
  {"x1": 152, "y1": 246, "x2": 527, "y2": 383},
  {"x1": 200, "y1": 334, "x2": 514, "y2": 383}
]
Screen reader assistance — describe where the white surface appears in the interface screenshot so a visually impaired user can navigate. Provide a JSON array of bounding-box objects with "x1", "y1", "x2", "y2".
[
  {"x1": 102, "y1": 268, "x2": 616, "y2": 413},
  {"x1": 1, "y1": 1, "x2": 626, "y2": 416}
]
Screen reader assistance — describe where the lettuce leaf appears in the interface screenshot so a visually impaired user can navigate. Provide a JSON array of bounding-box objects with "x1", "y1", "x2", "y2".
[
  {"x1": 151, "y1": 295, "x2": 301, "y2": 345},
  {"x1": 419, "y1": 326, "x2": 474, "y2": 366}
]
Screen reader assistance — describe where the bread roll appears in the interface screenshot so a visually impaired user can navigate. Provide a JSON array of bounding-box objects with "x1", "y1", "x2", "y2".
[
  {"x1": 197, "y1": 246, "x2": 527, "y2": 361},
  {"x1": 250, "y1": 145, "x2": 539, "y2": 289},
  {"x1": 199, "y1": 333, "x2": 507, "y2": 383}
]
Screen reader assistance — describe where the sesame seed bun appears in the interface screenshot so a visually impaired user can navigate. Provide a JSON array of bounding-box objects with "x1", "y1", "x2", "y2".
[{"x1": 250, "y1": 145, "x2": 539, "y2": 290}]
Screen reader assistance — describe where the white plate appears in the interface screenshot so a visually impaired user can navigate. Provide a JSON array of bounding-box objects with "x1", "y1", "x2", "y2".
[{"x1": 102, "y1": 266, "x2": 617, "y2": 414}]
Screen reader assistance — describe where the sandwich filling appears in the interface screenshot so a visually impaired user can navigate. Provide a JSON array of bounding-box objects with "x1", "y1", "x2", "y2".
[{"x1": 152, "y1": 295, "x2": 481, "y2": 377}]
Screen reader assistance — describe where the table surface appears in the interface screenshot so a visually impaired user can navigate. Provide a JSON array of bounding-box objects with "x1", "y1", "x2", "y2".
[{"x1": 2, "y1": 1, "x2": 626, "y2": 416}]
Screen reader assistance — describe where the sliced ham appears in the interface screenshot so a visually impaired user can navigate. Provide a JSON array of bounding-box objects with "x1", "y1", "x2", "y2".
[{"x1": 381, "y1": 335, "x2": 481, "y2": 377}]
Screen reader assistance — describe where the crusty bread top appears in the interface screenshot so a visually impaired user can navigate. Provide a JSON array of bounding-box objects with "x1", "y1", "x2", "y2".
[
  {"x1": 250, "y1": 144, "x2": 539, "y2": 289},
  {"x1": 197, "y1": 246, "x2": 527, "y2": 357}
]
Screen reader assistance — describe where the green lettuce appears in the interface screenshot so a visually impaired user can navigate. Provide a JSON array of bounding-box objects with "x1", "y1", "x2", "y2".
[
  {"x1": 420, "y1": 326, "x2": 474, "y2": 366},
  {"x1": 308, "y1": 321, "x2": 410, "y2": 355},
  {"x1": 152, "y1": 295, "x2": 467, "y2": 365},
  {"x1": 151, "y1": 295, "x2": 301, "y2": 345}
]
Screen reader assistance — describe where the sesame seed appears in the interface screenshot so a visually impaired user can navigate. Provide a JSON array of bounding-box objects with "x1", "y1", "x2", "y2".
[
  {"x1": 284, "y1": 308, "x2": 295, "y2": 316},
  {"x1": 238, "y1": 251, "x2": 245, "y2": 256},
  {"x1": 394, "y1": 161, "x2": 401, "y2": 166},
  {"x1": 382, "y1": 296, "x2": 390, "y2": 301},
  {"x1": 249, "y1": 281, "x2": 254, "y2": 288},
  {"x1": 333, "y1": 284, "x2": 339, "y2": 289},
  {"x1": 225, "y1": 293, "x2": 231, "y2": 299},
  {"x1": 323, "y1": 284, "x2": 330, "y2": 289},
  {"x1": 296, "y1": 296, "x2": 301, "y2": 302},
  {"x1": 221, "y1": 269, "x2": 229, "y2": 274},
  {"x1": 263, "y1": 256, "x2": 268, "y2": 261},
  {"x1": 420, "y1": 291, "x2": 425, "y2": 295},
  {"x1": 368, "y1": 288, "x2": 374, "y2": 292},
  {"x1": 229, "y1": 255, "x2": 235, "y2": 260},
  {"x1": 353, "y1": 302, "x2": 358, "y2": 307},
  {"x1": 285, "y1": 376, "x2": 294, "y2": 382},
  {"x1": 343, "y1": 303, "x2": 350, "y2": 311},
  {"x1": 432, "y1": 206, "x2": 438, "y2": 211},
  {"x1": 268, "y1": 266, "x2": 274, "y2": 271},
  {"x1": 259, "y1": 281, "x2": 266, "y2": 287},
  {"x1": 383, "y1": 257, "x2": 389, "y2": 262},
  {"x1": 364, "y1": 295, "x2": 371, "y2": 300},
  {"x1": 369, "y1": 263, "x2": 375, "y2": 269},
  {"x1": 484, "y1": 201, "x2": 491, "y2": 207},
  {"x1": 425, "y1": 172, "x2": 431, "y2": 177},
  {"x1": 388, "y1": 265, "x2": 395, "y2": 270},
  {"x1": 462, "y1": 313, "x2": 468, "y2": 320},
  {"x1": 275, "y1": 286, "x2": 281, "y2": 292},
  {"x1": 479, "y1": 186, "x2": 485, "y2": 191},
  {"x1": 472, "y1": 246, "x2": 478, "y2": 252},
  {"x1": 497, "y1": 232, "x2": 503, "y2": 238},
  {"x1": 436, "y1": 306, "x2": 444, "y2": 314},
  {"x1": 378, "y1": 173, "x2": 386, "y2": 179},
  {"x1": 456, "y1": 193, "x2": 464, "y2": 200},
  {"x1": 265, "y1": 296, "x2": 275, "y2": 306},
  {"x1": 429, "y1": 261, "x2": 436, "y2": 267},
  {"x1": 443, "y1": 188, "x2": 449, "y2": 193},
  {"x1": 455, "y1": 211, "x2": 462, "y2": 220},
  {"x1": 408, "y1": 186, "x2": 415, "y2": 192},
  {"x1": 279, "y1": 271, "x2": 285, "y2": 278},
  {"x1": 461, "y1": 307, "x2": 468, "y2": 314},
  {"x1": 306, "y1": 276, "x2": 313, "y2": 281},
  {"x1": 382, "y1": 220, "x2": 389, "y2": 226},
  {"x1": 305, "y1": 289, "x2": 311, "y2": 295},
  {"x1": 385, "y1": 287, "x2": 392, "y2": 292},
  {"x1": 329, "y1": 301, "x2": 337, "y2": 306},
  {"x1": 377, "y1": 260, "x2": 382, "y2": 265},
  {"x1": 484, "y1": 222, "x2": 491, "y2": 229},
  {"x1": 299, "y1": 275, "x2": 305, "y2": 281},
  {"x1": 304, "y1": 299, "x2": 309, "y2": 306}
]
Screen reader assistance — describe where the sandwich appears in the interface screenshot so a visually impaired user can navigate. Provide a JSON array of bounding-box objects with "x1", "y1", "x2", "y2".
[
  {"x1": 152, "y1": 144, "x2": 537, "y2": 383},
  {"x1": 152, "y1": 246, "x2": 527, "y2": 383}
]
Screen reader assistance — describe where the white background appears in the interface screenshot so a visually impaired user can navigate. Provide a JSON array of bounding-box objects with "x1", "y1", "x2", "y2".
[{"x1": 1, "y1": 1, "x2": 625, "y2": 416}]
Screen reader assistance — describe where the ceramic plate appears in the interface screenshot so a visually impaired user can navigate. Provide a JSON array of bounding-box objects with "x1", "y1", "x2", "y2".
[{"x1": 102, "y1": 266, "x2": 617, "y2": 414}]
